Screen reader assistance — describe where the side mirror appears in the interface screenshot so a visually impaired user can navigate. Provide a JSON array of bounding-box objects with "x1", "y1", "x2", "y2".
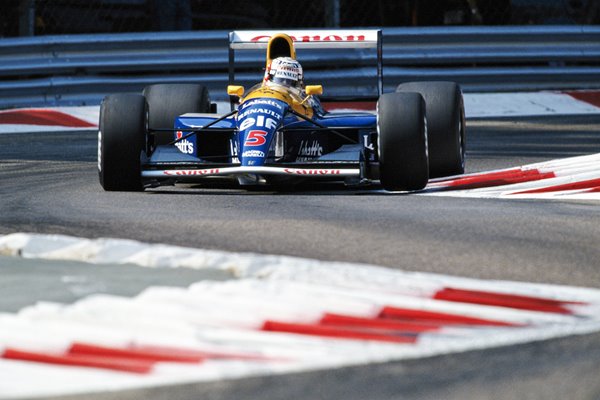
[
  {"x1": 227, "y1": 85, "x2": 245, "y2": 97},
  {"x1": 305, "y1": 85, "x2": 323, "y2": 96}
]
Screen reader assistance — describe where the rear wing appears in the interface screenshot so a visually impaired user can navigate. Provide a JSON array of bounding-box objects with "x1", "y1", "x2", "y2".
[{"x1": 228, "y1": 29, "x2": 383, "y2": 97}]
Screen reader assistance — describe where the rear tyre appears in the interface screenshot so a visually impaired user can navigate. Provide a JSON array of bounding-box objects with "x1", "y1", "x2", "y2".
[
  {"x1": 377, "y1": 92, "x2": 429, "y2": 191},
  {"x1": 98, "y1": 94, "x2": 146, "y2": 191},
  {"x1": 143, "y1": 84, "x2": 211, "y2": 145},
  {"x1": 396, "y1": 81, "x2": 465, "y2": 178}
]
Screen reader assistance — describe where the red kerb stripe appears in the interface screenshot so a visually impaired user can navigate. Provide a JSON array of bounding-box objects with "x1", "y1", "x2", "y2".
[
  {"x1": 511, "y1": 178, "x2": 600, "y2": 195},
  {"x1": 431, "y1": 169, "x2": 555, "y2": 190},
  {"x1": 380, "y1": 306, "x2": 521, "y2": 327},
  {"x1": 434, "y1": 288, "x2": 582, "y2": 314},
  {"x1": 262, "y1": 320, "x2": 416, "y2": 343},
  {"x1": 128, "y1": 344, "x2": 276, "y2": 361},
  {"x1": 564, "y1": 91, "x2": 600, "y2": 108},
  {"x1": 2, "y1": 348, "x2": 154, "y2": 374},
  {"x1": 0, "y1": 109, "x2": 96, "y2": 128},
  {"x1": 69, "y1": 342, "x2": 204, "y2": 363},
  {"x1": 320, "y1": 313, "x2": 441, "y2": 332}
]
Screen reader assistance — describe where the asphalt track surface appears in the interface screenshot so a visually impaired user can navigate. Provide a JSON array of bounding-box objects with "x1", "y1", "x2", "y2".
[{"x1": 1, "y1": 115, "x2": 600, "y2": 399}]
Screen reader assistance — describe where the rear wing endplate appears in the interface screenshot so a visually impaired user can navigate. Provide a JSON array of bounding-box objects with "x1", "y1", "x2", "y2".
[{"x1": 228, "y1": 29, "x2": 383, "y2": 97}]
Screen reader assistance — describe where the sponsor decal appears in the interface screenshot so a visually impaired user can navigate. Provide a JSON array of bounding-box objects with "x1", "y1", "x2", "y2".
[
  {"x1": 164, "y1": 169, "x2": 219, "y2": 176},
  {"x1": 241, "y1": 150, "x2": 265, "y2": 158},
  {"x1": 241, "y1": 99, "x2": 284, "y2": 111},
  {"x1": 230, "y1": 138, "x2": 239, "y2": 162},
  {"x1": 297, "y1": 139, "x2": 323, "y2": 158},
  {"x1": 251, "y1": 34, "x2": 366, "y2": 43},
  {"x1": 273, "y1": 70, "x2": 297, "y2": 80},
  {"x1": 175, "y1": 139, "x2": 194, "y2": 154},
  {"x1": 284, "y1": 168, "x2": 341, "y2": 175},
  {"x1": 244, "y1": 130, "x2": 268, "y2": 146},
  {"x1": 237, "y1": 107, "x2": 283, "y2": 121},
  {"x1": 175, "y1": 131, "x2": 194, "y2": 154},
  {"x1": 239, "y1": 116, "x2": 278, "y2": 131}
]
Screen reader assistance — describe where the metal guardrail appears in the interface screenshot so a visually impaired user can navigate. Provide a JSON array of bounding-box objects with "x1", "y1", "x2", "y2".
[{"x1": 0, "y1": 26, "x2": 599, "y2": 108}]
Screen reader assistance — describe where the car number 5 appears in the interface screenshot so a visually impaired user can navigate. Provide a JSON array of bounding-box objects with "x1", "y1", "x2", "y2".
[{"x1": 244, "y1": 130, "x2": 268, "y2": 146}]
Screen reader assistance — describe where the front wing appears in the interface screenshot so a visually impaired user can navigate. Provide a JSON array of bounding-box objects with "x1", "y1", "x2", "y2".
[{"x1": 142, "y1": 166, "x2": 360, "y2": 179}]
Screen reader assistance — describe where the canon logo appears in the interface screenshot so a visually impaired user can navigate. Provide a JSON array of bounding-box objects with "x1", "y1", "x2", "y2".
[
  {"x1": 284, "y1": 168, "x2": 341, "y2": 175},
  {"x1": 251, "y1": 35, "x2": 366, "y2": 42},
  {"x1": 164, "y1": 169, "x2": 219, "y2": 176}
]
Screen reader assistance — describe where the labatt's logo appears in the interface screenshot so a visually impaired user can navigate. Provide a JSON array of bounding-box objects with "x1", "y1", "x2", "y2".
[
  {"x1": 251, "y1": 34, "x2": 366, "y2": 42},
  {"x1": 175, "y1": 131, "x2": 194, "y2": 154}
]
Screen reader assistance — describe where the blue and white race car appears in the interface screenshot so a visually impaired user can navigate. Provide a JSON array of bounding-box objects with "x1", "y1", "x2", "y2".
[{"x1": 98, "y1": 30, "x2": 465, "y2": 191}]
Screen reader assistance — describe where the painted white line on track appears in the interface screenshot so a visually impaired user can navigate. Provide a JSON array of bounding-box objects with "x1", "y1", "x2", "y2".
[{"x1": 1, "y1": 233, "x2": 600, "y2": 399}]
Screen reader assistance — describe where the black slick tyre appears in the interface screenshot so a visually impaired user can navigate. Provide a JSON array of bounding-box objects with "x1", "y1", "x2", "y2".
[
  {"x1": 396, "y1": 81, "x2": 465, "y2": 178},
  {"x1": 143, "y1": 84, "x2": 211, "y2": 145},
  {"x1": 377, "y1": 92, "x2": 429, "y2": 191},
  {"x1": 98, "y1": 93, "x2": 146, "y2": 191}
]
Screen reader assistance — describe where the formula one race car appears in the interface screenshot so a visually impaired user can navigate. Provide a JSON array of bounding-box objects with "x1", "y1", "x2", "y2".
[{"x1": 98, "y1": 30, "x2": 465, "y2": 192}]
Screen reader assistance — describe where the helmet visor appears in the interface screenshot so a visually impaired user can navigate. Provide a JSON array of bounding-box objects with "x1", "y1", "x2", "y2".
[{"x1": 272, "y1": 76, "x2": 298, "y2": 87}]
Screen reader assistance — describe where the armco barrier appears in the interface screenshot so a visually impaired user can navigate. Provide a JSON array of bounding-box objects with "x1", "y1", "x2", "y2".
[{"x1": 0, "y1": 26, "x2": 599, "y2": 108}]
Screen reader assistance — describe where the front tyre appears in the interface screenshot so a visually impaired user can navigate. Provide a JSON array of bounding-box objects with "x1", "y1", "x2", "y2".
[
  {"x1": 143, "y1": 84, "x2": 211, "y2": 145},
  {"x1": 98, "y1": 94, "x2": 146, "y2": 191},
  {"x1": 396, "y1": 81, "x2": 465, "y2": 178},
  {"x1": 377, "y1": 92, "x2": 429, "y2": 191}
]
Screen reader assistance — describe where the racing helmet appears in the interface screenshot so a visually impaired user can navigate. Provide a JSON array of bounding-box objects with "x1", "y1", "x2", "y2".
[{"x1": 266, "y1": 57, "x2": 303, "y2": 88}]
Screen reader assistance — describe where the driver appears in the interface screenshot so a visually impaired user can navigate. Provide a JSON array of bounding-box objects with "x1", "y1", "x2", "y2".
[
  {"x1": 263, "y1": 57, "x2": 304, "y2": 91},
  {"x1": 256, "y1": 55, "x2": 323, "y2": 116}
]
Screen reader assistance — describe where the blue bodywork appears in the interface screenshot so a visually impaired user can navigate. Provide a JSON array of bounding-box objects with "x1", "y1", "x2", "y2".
[
  {"x1": 236, "y1": 98, "x2": 287, "y2": 167},
  {"x1": 151, "y1": 97, "x2": 377, "y2": 168},
  {"x1": 143, "y1": 93, "x2": 379, "y2": 189}
]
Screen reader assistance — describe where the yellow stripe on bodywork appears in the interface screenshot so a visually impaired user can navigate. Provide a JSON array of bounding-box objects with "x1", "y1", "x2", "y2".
[{"x1": 241, "y1": 86, "x2": 314, "y2": 119}]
